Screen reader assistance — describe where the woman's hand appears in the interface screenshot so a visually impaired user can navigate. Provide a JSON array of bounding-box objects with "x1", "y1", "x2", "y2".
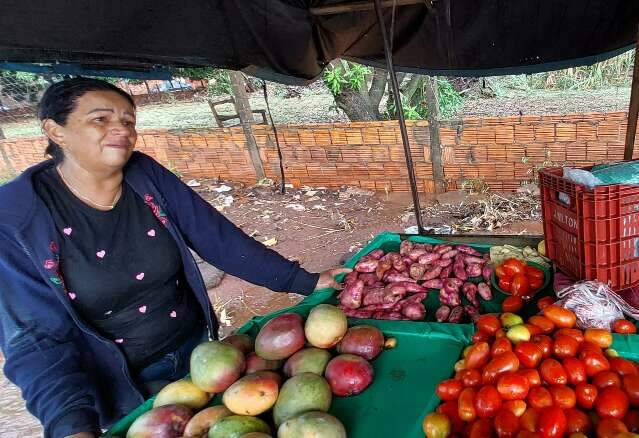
[{"x1": 314, "y1": 267, "x2": 352, "y2": 291}]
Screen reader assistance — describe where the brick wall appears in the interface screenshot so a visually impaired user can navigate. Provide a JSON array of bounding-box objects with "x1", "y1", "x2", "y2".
[{"x1": 1, "y1": 111, "x2": 636, "y2": 192}]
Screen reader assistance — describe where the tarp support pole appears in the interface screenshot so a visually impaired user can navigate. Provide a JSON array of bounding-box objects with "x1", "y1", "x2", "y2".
[
  {"x1": 373, "y1": 0, "x2": 425, "y2": 234},
  {"x1": 311, "y1": 0, "x2": 428, "y2": 16},
  {"x1": 625, "y1": 24, "x2": 639, "y2": 161}
]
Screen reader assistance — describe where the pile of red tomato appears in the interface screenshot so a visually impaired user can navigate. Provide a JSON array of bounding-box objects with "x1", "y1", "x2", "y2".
[
  {"x1": 424, "y1": 301, "x2": 639, "y2": 438},
  {"x1": 495, "y1": 258, "x2": 545, "y2": 300}
]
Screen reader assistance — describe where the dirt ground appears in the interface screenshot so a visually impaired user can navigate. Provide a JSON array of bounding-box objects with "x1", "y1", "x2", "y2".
[{"x1": 0, "y1": 180, "x2": 543, "y2": 436}]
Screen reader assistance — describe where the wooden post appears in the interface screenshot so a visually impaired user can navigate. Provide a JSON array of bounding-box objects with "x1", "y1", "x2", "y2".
[
  {"x1": 0, "y1": 128, "x2": 16, "y2": 177},
  {"x1": 229, "y1": 71, "x2": 266, "y2": 181},
  {"x1": 625, "y1": 26, "x2": 639, "y2": 161},
  {"x1": 424, "y1": 76, "x2": 446, "y2": 193}
]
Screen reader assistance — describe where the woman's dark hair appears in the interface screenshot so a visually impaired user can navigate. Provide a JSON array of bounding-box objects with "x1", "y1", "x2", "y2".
[{"x1": 38, "y1": 77, "x2": 136, "y2": 163}]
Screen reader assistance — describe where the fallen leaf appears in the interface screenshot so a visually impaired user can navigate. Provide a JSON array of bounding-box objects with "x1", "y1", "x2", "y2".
[{"x1": 263, "y1": 238, "x2": 278, "y2": 247}]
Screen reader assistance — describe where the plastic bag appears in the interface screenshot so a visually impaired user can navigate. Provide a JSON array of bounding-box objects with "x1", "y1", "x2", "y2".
[
  {"x1": 554, "y1": 281, "x2": 624, "y2": 330},
  {"x1": 563, "y1": 168, "x2": 603, "y2": 191}
]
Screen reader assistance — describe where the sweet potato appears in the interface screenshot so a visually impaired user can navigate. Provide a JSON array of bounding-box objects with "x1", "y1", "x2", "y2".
[
  {"x1": 435, "y1": 258, "x2": 453, "y2": 268},
  {"x1": 409, "y1": 263, "x2": 427, "y2": 280},
  {"x1": 465, "y1": 263, "x2": 482, "y2": 278},
  {"x1": 394, "y1": 281, "x2": 427, "y2": 294},
  {"x1": 359, "y1": 273, "x2": 379, "y2": 286},
  {"x1": 385, "y1": 283, "x2": 408, "y2": 300},
  {"x1": 448, "y1": 278, "x2": 464, "y2": 288},
  {"x1": 355, "y1": 259, "x2": 379, "y2": 273},
  {"x1": 375, "y1": 258, "x2": 392, "y2": 280},
  {"x1": 439, "y1": 265, "x2": 453, "y2": 279},
  {"x1": 423, "y1": 279, "x2": 443, "y2": 289},
  {"x1": 400, "y1": 292, "x2": 427, "y2": 307},
  {"x1": 402, "y1": 302, "x2": 426, "y2": 320},
  {"x1": 464, "y1": 305, "x2": 481, "y2": 322},
  {"x1": 340, "y1": 279, "x2": 364, "y2": 309},
  {"x1": 361, "y1": 302, "x2": 398, "y2": 311},
  {"x1": 368, "y1": 249, "x2": 385, "y2": 260},
  {"x1": 400, "y1": 240, "x2": 414, "y2": 256},
  {"x1": 418, "y1": 252, "x2": 441, "y2": 265},
  {"x1": 463, "y1": 256, "x2": 485, "y2": 266},
  {"x1": 462, "y1": 282, "x2": 479, "y2": 307},
  {"x1": 361, "y1": 288, "x2": 386, "y2": 306},
  {"x1": 477, "y1": 282, "x2": 492, "y2": 300},
  {"x1": 384, "y1": 272, "x2": 413, "y2": 283},
  {"x1": 456, "y1": 245, "x2": 482, "y2": 256},
  {"x1": 413, "y1": 243, "x2": 433, "y2": 252},
  {"x1": 453, "y1": 258, "x2": 468, "y2": 281},
  {"x1": 436, "y1": 305, "x2": 451, "y2": 322},
  {"x1": 448, "y1": 306, "x2": 465, "y2": 323},
  {"x1": 434, "y1": 244, "x2": 453, "y2": 255},
  {"x1": 422, "y1": 266, "x2": 443, "y2": 280},
  {"x1": 393, "y1": 258, "x2": 407, "y2": 272},
  {"x1": 342, "y1": 309, "x2": 374, "y2": 319},
  {"x1": 343, "y1": 270, "x2": 359, "y2": 285},
  {"x1": 408, "y1": 248, "x2": 429, "y2": 261},
  {"x1": 403, "y1": 257, "x2": 416, "y2": 267},
  {"x1": 439, "y1": 279, "x2": 461, "y2": 306},
  {"x1": 372, "y1": 311, "x2": 405, "y2": 320},
  {"x1": 441, "y1": 249, "x2": 459, "y2": 260},
  {"x1": 482, "y1": 265, "x2": 494, "y2": 283}
]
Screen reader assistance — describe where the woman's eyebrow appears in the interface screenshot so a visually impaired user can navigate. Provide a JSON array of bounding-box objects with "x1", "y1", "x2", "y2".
[{"x1": 86, "y1": 108, "x2": 135, "y2": 117}]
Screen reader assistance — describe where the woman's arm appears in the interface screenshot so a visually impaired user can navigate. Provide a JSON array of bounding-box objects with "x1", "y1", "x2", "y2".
[
  {"x1": 141, "y1": 155, "x2": 325, "y2": 294},
  {"x1": 0, "y1": 236, "x2": 100, "y2": 438}
]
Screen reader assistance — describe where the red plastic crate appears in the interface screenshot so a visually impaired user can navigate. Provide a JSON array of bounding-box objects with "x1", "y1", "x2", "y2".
[{"x1": 539, "y1": 166, "x2": 639, "y2": 290}]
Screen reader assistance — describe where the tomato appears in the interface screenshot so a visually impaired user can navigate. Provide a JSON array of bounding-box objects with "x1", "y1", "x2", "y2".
[
  {"x1": 597, "y1": 417, "x2": 629, "y2": 438},
  {"x1": 564, "y1": 408, "x2": 592, "y2": 435},
  {"x1": 436, "y1": 378, "x2": 464, "y2": 401},
  {"x1": 529, "y1": 277, "x2": 544, "y2": 291},
  {"x1": 503, "y1": 399, "x2": 527, "y2": 417},
  {"x1": 562, "y1": 357, "x2": 587, "y2": 385},
  {"x1": 437, "y1": 400, "x2": 465, "y2": 434},
  {"x1": 580, "y1": 350, "x2": 611, "y2": 377},
  {"x1": 528, "y1": 387, "x2": 553, "y2": 410},
  {"x1": 592, "y1": 370, "x2": 622, "y2": 390},
  {"x1": 474, "y1": 385, "x2": 502, "y2": 418},
  {"x1": 483, "y1": 352, "x2": 521, "y2": 384},
  {"x1": 575, "y1": 383, "x2": 598, "y2": 410},
  {"x1": 466, "y1": 342, "x2": 491, "y2": 370},
  {"x1": 458, "y1": 387, "x2": 477, "y2": 422},
  {"x1": 503, "y1": 296, "x2": 524, "y2": 313},
  {"x1": 511, "y1": 275, "x2": 531, "y2": 299},
  {"x1": 520, "y1": 407, "x2": 540, "y2": 432},
  {"x1": 477, "y1": 314, "x2": 502, "y2": 336},
  {"x1": 613, "y1": 319, "x2": 637, "y2": 334},
  {"x1": 514, "y1": 342, "x2": 543, "y2": 368},
  {"x1": 459, "y1": 369, "x2": 482, "y2": 388},
  {"x1": 624, "y1": 374, "x2": 639, "y2": 408},
  {"x1": 537, "y1": 406, "x2": 567, "y2": 438},
  {"x1": 549, "y1": 384, "x2": 576, "y2": 409},
  {"x1": 496, "y1": 264, "x2": 509, "y2": 279},
  {"x1": 553, "y1": 334, "x2": 580, "y2": 359},
  {"x1": 516, "y1": 431, "x2": 542, "y2": 438},
  {"x1": 542, "y1": 305, "x2": 577, "y2": 328},
  {"x1": 532, "y1": 335, "x2": 553, "y2": 359},
  {"x1": 525, "y1": 265, "x2": 545, "y2": 280},
  {"x1": 466, "y1": 418, "x2": 495, "y2": 438},
  {"x1": 519, "y1": 369, "x2": 542, "y2": 388},
  {"x1": 492, "y1": 338, "x2": 514, "y2": 356},
  {"x1": 524, "y1": 324, "x2": 543, "y2": 337},
  {"x1": 503, "y1": 258, "x2": 527, "y2": 276},
  {"x1": 494, "y1": 409, "x2": 520, "y2": 438},
  {"x1": 472, "y1": 330, "x2": 492, "y2": 344},
  {"x1": 610, "y1": 357, "x2": 639, "y2": 377},
  {"x1": 497, "y1": 372, "x2": 530, "y2": 401},
  {"x1": 499, "y1": 277, "x2": 513, "y2": 293},
  {"x1": 540, "y1": 359, "x2": 568, "y2": 385},
  {"x1": 555, "y1": 328, "x2": 585, "y2": 344},
  {"x1": 537, "y1": 296, "x2": 555, "y2": 310},
  {"x1": 624, "y1": 410, "x2": 639, "y2": 433},
  {"x1": 422, "y1": 412, "x2": 451, "y2": 438},
  {"x1": 527, "y1": 316, "x2": 555, "y2": 335},
  {"x1": 584, "y1": 328, "x2": 613, "y2": 349},
  {"x1": 596, "y1": 387, "x2": 630, "y2": 420}
]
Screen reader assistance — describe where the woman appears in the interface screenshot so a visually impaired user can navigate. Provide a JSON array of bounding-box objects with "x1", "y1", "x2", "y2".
[{"x1": 0, "y1": 77, "x2": 348, "y2": 438}]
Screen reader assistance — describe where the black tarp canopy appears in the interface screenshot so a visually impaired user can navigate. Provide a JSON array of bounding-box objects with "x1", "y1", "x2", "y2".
[{"x1": 1, "y1": 0, "x2": 638, "y2": 82}]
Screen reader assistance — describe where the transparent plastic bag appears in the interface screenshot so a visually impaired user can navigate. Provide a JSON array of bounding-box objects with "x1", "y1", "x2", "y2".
[{"x1": 554, "y1": 281, "x2": 625, "y2": 330}]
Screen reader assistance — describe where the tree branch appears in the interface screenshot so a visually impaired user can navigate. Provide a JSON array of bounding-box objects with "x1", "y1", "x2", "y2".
[
  {"x1": 402, "y1": 75, "x2": 424, "y2": 104},
  {"x1": 368, "y1": 68, "x2": 388, "y2": 108}
]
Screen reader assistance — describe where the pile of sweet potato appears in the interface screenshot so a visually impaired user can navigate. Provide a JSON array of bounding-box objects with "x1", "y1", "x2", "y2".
[{"x1": 337, "y1": 240, "x2": 494, "y2": 322}]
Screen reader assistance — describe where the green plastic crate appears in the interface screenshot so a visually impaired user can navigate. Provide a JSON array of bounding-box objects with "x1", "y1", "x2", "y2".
[{"x1": 103, "y1": 232, "x2": 553, "y2": 437}]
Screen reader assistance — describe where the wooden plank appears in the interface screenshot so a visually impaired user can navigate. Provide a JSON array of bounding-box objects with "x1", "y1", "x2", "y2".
[{"x1": 625, "y1": 25, "x2": 639, "y2": 160}]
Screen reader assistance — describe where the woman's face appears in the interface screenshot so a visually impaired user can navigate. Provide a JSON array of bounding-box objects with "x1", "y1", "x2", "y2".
[{"x1": 46, "y1": 90, "x2": 137, "y2": 172}]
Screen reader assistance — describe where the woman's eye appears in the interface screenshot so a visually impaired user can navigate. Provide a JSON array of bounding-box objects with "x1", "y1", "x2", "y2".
[{"x1": 93, "y1": 117, "x2": 105, "y2": 122}]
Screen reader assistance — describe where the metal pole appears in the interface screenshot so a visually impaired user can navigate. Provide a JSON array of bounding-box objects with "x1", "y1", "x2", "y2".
[
  {"x1": 625, "y1": 24, "x2": 639, "y2": 161},
  {"x1": 373, "y1": 0, "x2": 425, "y2": 234}
]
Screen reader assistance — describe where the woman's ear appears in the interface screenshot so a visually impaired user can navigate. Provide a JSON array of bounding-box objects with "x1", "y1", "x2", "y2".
[{"x1": 42, "y1": 119, "x2": 66, "y2": 147}]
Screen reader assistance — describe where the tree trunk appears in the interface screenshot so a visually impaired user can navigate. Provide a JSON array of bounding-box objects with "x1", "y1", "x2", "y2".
[
  {"x1": 334, "y1": 87, "x2": 380, "y2": 121},
  {"x1": 368, "y1": 68, "x2": 388, "y2": 109},
  {"x1": 424, "y1": 76, "x2": 446, "y2": 193}
]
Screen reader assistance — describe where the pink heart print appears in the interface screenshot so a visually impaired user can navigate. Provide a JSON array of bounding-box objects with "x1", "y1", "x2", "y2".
[
  {"x1": 170, "y1": 310, "x2": 177, "y2": 318},
  {"x1": 63, "y1": 227, "x2": 72, "y2": 235},
  {"x1": 96, "y1": 250, "x2": 106, "y2": 258},
  {"x1": 147, "y1": 229, "x2": 156, "y2": 237},
  {"x1": 138, "y1": 305, "x2": 147, "y2": 314},
  {"x1": 68, "y1": 292, "x2": 76, "y2": 300},
  {"x1": 115, "y1": 338, "x2": 124, "y2": 344},
  {"x1": 136, "y1": 272, "x2": 145, "y2": 281}
]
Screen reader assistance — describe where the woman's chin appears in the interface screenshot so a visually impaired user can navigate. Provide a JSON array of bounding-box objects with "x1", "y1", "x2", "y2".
[{"x1": 101, "y1": 148, "x2": 133, "y2": 168}]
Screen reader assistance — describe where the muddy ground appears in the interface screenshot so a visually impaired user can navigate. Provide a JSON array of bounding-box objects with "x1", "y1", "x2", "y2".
[{"x1": 0, "y1": 181, "x2": 543, "y2": 436}]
